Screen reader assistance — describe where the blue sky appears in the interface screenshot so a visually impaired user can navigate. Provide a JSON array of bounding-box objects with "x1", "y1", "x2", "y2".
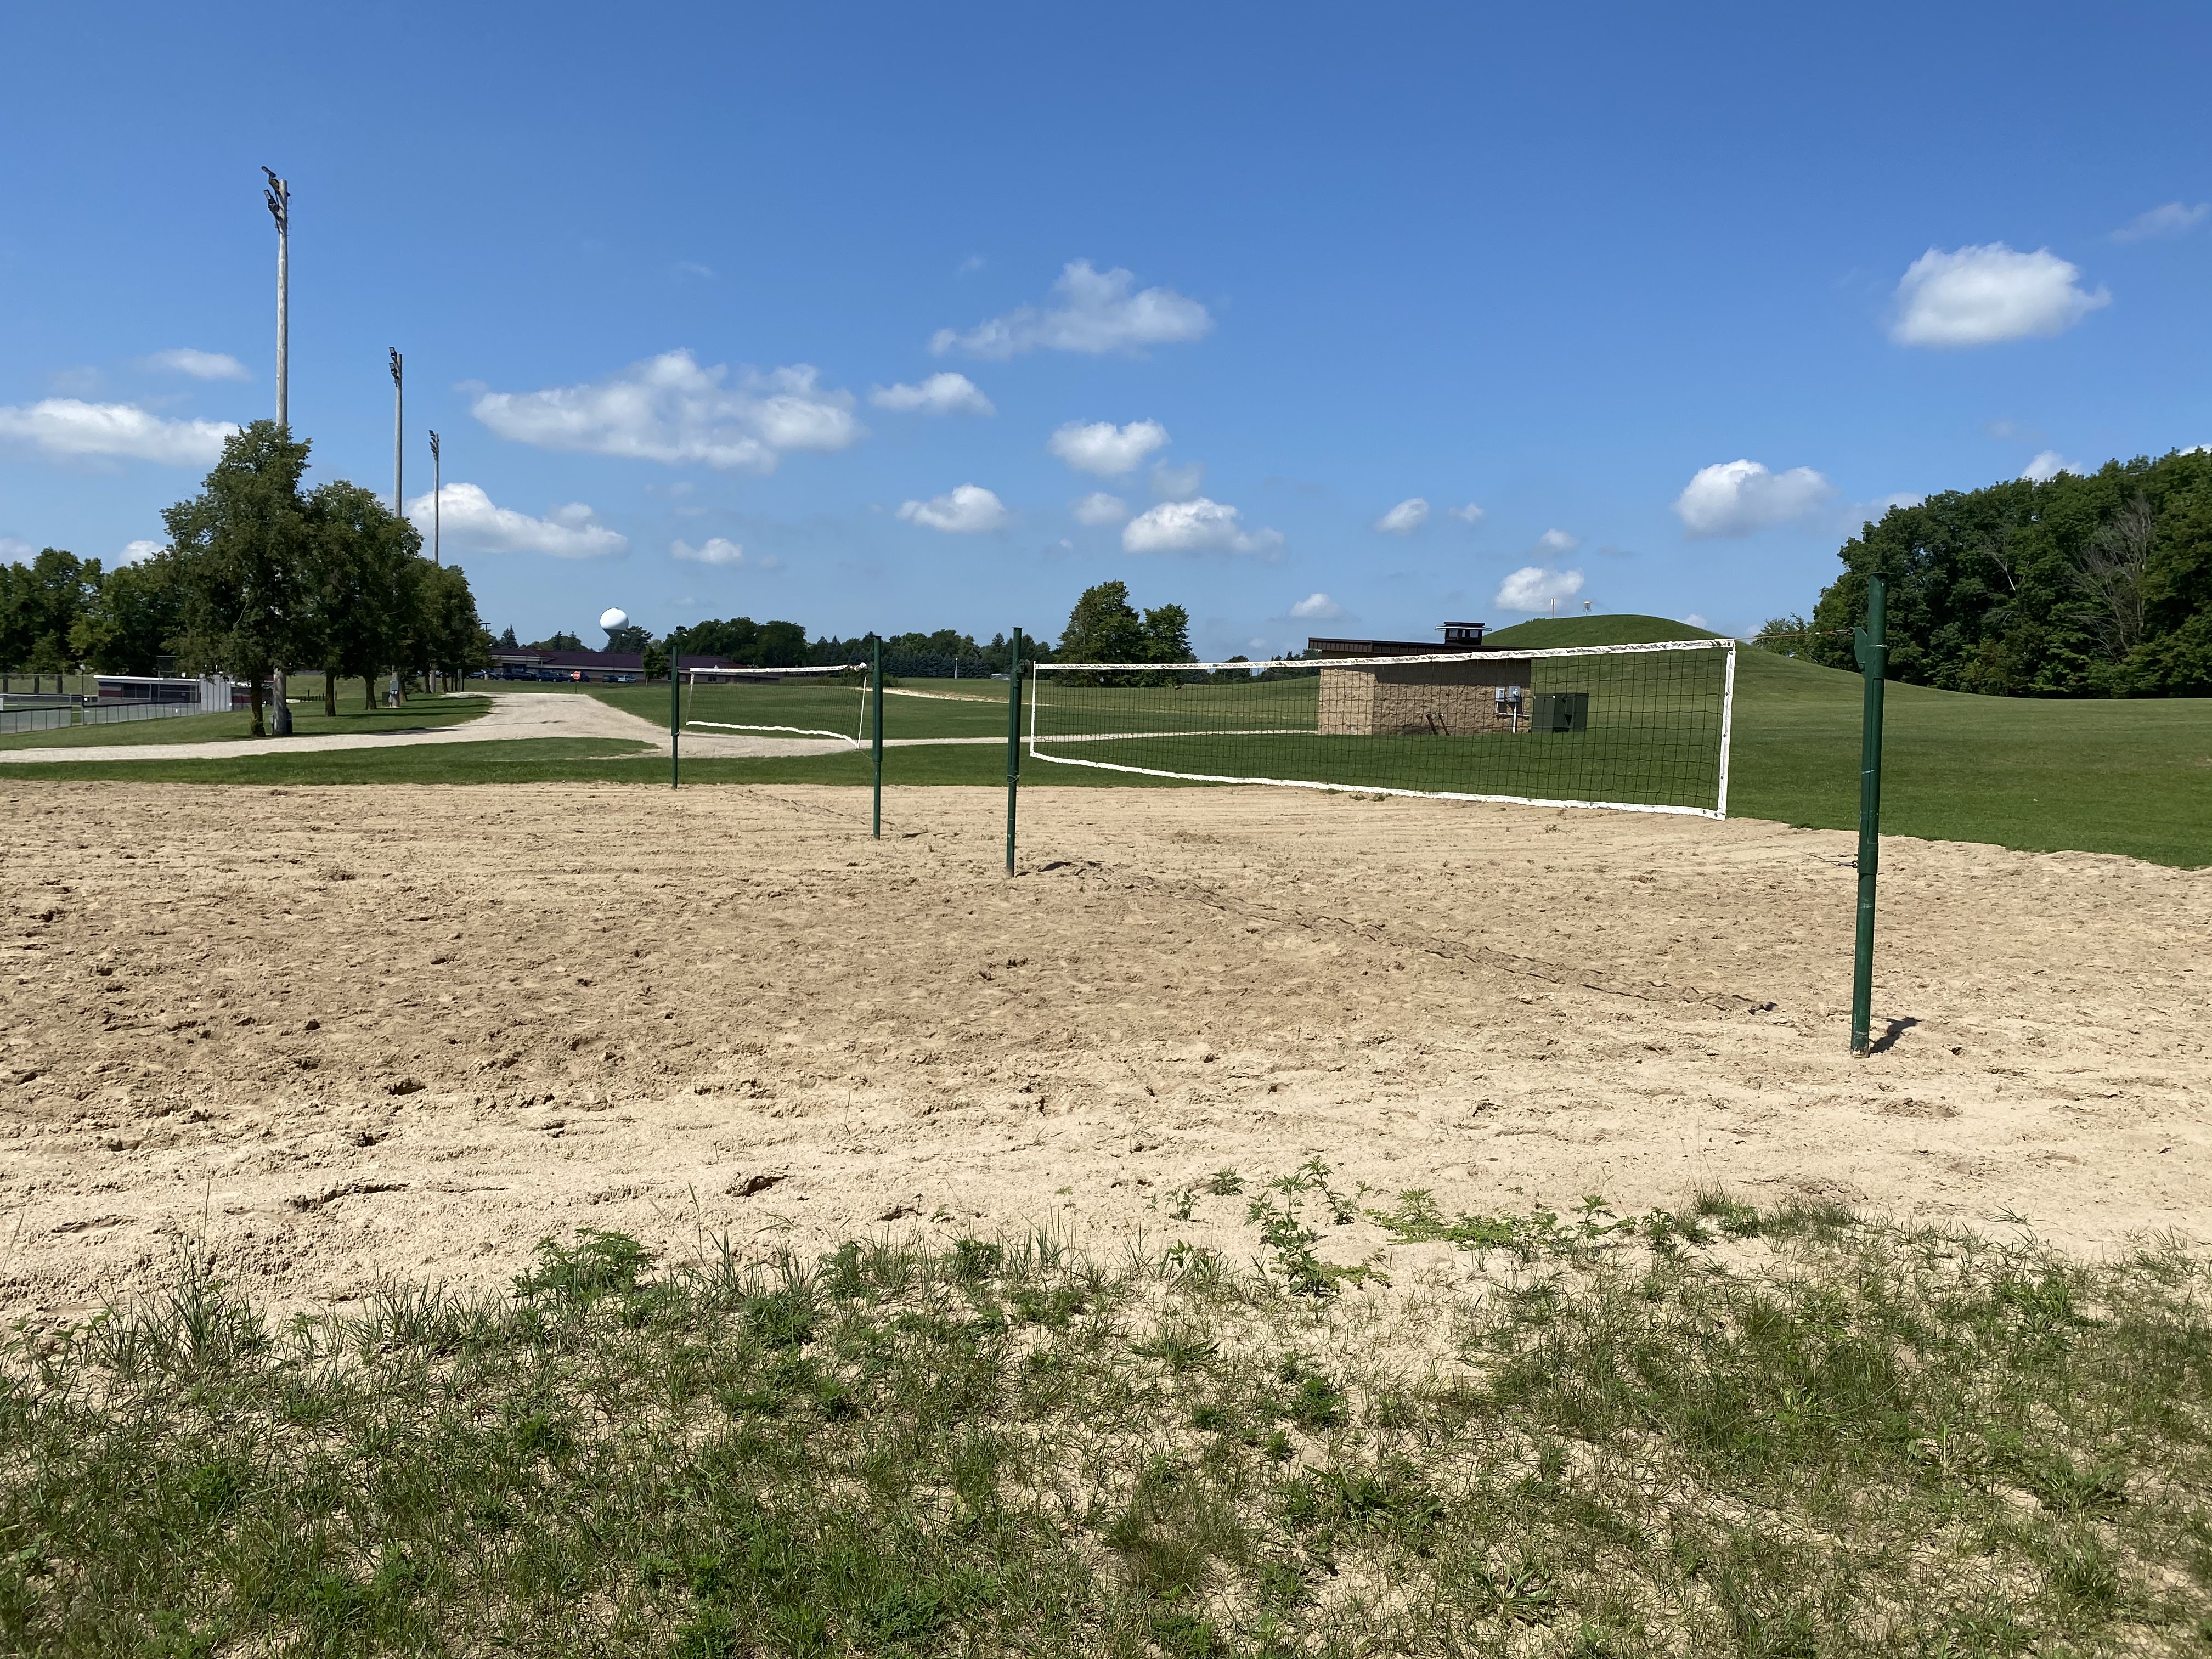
[{"x1": 3, "y1": 2, "x2": 2208, "y2": 658}]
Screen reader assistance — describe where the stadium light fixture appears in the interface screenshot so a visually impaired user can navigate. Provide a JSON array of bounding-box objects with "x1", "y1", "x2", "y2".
[
  {"x1": 388, "y1": 349, "x2": 403, "y2": 517},
  {"x1": 427, "y1": 431, "x2": 441, "y2": 567},
  {"x1": 263, "y1": 167, "x2": 294, "y2": 736}
]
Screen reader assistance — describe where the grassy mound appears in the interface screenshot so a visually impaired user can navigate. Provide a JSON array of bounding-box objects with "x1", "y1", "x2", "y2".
[
  {"x1": 4, "y1": 1178, "x2": 2209, "y2": 1655},
  {"x1": 1483, "y1": 613, "x2": 1723, "y2": 648}
]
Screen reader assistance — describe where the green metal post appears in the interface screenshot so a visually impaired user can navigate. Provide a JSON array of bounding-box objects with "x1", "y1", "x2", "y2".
[
  {"x1": 871, "y1": 635, "x2": 884, "y2": 838},
  {"x1": 1005, "y1": 627, "x2": 1023, "y2": 876},
  {"x1": 669, "y1": 635, "x2": 681, "y2": 791},
  {"x1": 1849, "y1": 576, "x2": 1887, "y2": 1054}
]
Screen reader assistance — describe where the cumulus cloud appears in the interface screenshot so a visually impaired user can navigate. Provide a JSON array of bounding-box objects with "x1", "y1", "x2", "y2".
[
  {"x1": 672, "y1": 537, "x2": 746, "y2": 566},
  {"x1": 1150, "y1": 460, "x2": 1205, "y2": 500},
  {"x1": 118, "y1": 539, "x2": 163, "y2": 565},
  {"x1": 1071, "y1": 492, "x2": 1129, "y2": 526},
  {"x1": 896, "y1": 484, "x2": 1010, "y2": 533},
  {"x1": 2112, "y1": 202, "x2": 2209, "y2": 242},
  {"x1": 144, "y1": 348, "x2": 249, "y2": 381},
  {"x1": 1537, "y1": 528, "x2": 1580, "y2": 554},
  {"x1": 868, "y1": 372, "x2": 995, "y2": 416},
  {"x1": 1374, "y1": 497, "x2": 1430, "y2": 534},
  {"x1": 1448, "y1": 502, "x2": 1486, "y2": 524},
  {"x1": 1122, "y1": 498, "x2": 1283, "y2": 556},
  {"x1": 2021, "y1": 450, "x2": 2078, "y2": 483},
  {"x1": 0, "y1": 399, "x2": 235, "y2": 465},
  {"x1": 1888, "y1": 244, "x2": 2110, "y2": 347},
  {"x1": 405, "y1": 483, "x2": 627, "y2": 559},
  {"x1": 1673, "y1": 459, "x2": 1837, "y2": 538},
  {"x1": 1289, "y1": 592, "x2": 1344, "y2": 619},
  {"x1": 930, "y1": 260, "x2": 1212, "y2": 358},
  {"x1": 471, "y1": 351, "x2": 861, "y2": 473},
  {"x1": 1495, "y1": 566, "x2": 1585, "y2": 612},
  {"x1": 1047, "y1": 418, "x2": 1169, "y2": 476}
]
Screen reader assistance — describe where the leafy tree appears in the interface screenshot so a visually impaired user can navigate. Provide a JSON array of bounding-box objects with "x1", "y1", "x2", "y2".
[
  {"x1": 305, "y1": 480, "x2": 417, "y2": 713},
  {"x1": 603, "y1": 621, "x2": 652, "y2": 653},
  {"x1": 71, "y1": 555, "x2": 184, "y2": 673},
  {"x1": 417, "y1": 562, "x2": 490, "y2": 686},
  {"x1": 0, "y1": 548, "x2": 104, "y2": 672},
  {"x1": 1807, "y1": 448, "x2": 2212, "y2": 697},
  {"x1": 495, "y1": 624, "x2": 519, "y2": 650},
  {"x1": 1060, "y1": 580, "x2": 1147, "y2": 665},
  {"x1": 529, "y1": 630, "x2": 583, "y2": 651},
  {"x1": 1750, "y1": 614, "x2": 1813, "y2": 657},
  {"x1": 1141, "y1": 602, "x2": 1193, "y2": 664},
  {"x1": 164, "y1": 421, "x2": 314, "y2": 736}
]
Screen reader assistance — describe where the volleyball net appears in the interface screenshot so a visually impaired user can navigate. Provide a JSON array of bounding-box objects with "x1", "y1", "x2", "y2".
[
  {"x1": 681, "y1": 663, "x2": 872, "y2": 746},
  {"x1": 1027, "y1": 639, "x2": 1736, "y2": 817}
]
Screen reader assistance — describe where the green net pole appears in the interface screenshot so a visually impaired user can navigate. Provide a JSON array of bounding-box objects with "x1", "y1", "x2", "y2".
[
  {"x1": 871, "y1": 635, "x2": 883, "y2": 839},
  {"x1": 1005, "y1": 626, "x2": 1023, "y2": 876},
  {"x1": 669, "y1": 637, "x2": 681, "y2": 791},
  {"x1": 1850, "y1": 576, "x2": 1888, "y2": 1054}
]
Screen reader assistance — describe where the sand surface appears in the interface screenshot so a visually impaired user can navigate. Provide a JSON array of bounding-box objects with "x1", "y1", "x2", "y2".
[{"x1": 1, "y1": 782, "x2": 2205, "y2": 1327}]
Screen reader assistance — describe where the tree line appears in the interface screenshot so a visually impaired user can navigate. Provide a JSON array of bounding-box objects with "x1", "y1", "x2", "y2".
[
  {"x1": 0, "y1": 421, "x2": 488, "y2": 735},
  {"x1": 1770, "y1": 447, "x2": 2211, "y2": 697}
]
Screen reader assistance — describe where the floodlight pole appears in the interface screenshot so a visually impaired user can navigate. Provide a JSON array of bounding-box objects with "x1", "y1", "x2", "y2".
[
  {"x1": 1849, "y1": 576, "x2": 1888, "y2": 1056},
  {"x1": 1004, "y1": 626, "x2": 1023, "y2": 876},
  {"x1": 388, "y1": 349, "x2": 403, "y2": 517},
  {"x1": 264, "y1": 168, "x2": 294, "y2": 735},
  {"x1": 871, "y1": 634, "x2": 884, "y2": 838},
  {"x1": 427, "y1": 431, "x2": 441, "y2": 566}
]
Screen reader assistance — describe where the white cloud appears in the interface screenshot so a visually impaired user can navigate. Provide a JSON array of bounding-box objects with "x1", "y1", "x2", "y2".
[
  {"x1": 1289, "y1": 592, "x2": 1344, "y2": 619},
  {"x1": 144, "y1": 348, "x2": 249, "y2": 381},
  {"x1": 930, "y1": 260, "x2": 1213, "y2": 358},
  {"x1": 405, "y1": 483, "x2": 627, "y2": 559},
  {"x1": 0, "y1": 399, "x2": 235, "y2": 465},
  {"x1": 868, "y1": 372, "x2": 995, "y2": 416},
  {"x1": 118, "y1": 539, "x2": 163, "y2": 566},
  {"x1": 672, "y1": 260, "x2": 715, "y2": 280},
  {"x1": 1122, "y1": 498, "x2": 1283, "y2": 556},
  {"x1": 1537, "y1": 528, "x2": 1580, "y2": 554},
  {"x1": 1047, "y1": 418, "x2": 1169, "y2": 476},
  {"x1": 1673, "y1": 459, "x2": 1837, "y2": 538},
  {"x1": 896, "y1": 484, "x2": 1010, "y2": 533},
  {"x1": 471, "y1": 351, "x2": 861, "y2": 472},
  {"x1": 1495, "y1": 566, "x2": 1585, "y2": 612},
  {"x1": 2021, "y1": 450, "x2": 2078, "y2": 483},
  {"x1": 0, "y1": 537, "x2": 33, "y2": 562},
  {"x1": 1071, "y1": 492, "x2": 1129, "y2": 526},
  {"x1": 1685, "y1": 613, "x2": 1712, "y2": 630},
  {"x1": 672, "y1": 536, "x2": 746, "y2": 566},
  {"x1": 1374, "y1": 497, "x2": 1430, "y2": 534},
  {"x1": 1448, "y1": 502, "x2": 1486, "y2": 524},
  {"x1": 1150, "y1": 460, "x2": 1205, "y2": 500},
  {"x1": 1888, "y1": 244, "x2": 2110, "y2": 347},
  {"x1": 2112, "y1": 202, "x2": 2209, "y2": 242}
]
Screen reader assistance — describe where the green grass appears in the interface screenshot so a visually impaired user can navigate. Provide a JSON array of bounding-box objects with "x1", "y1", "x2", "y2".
[
  {"x1": 6, "y1": 1185, "x2": 2207, "y2": 1656},
  {"x1": 0, "y1": 696, "x2": 490, "y2": 751},
  {"x1": 8, "y1": 628, "x2": 2210, "y2": 867},
  {"x1": 1484, "y1": 614, "x2": 1724, "y2": 648}
]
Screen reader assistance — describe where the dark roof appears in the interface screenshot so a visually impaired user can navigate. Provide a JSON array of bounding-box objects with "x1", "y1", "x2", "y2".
[{"x1": 1306, "y1": 636, "x2": 1506, "y2": 657}]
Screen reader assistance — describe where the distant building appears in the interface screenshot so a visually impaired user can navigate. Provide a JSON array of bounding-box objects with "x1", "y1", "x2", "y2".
[{"x1": 1304, "y1": 622, "x2": 1533, "y2": 736}]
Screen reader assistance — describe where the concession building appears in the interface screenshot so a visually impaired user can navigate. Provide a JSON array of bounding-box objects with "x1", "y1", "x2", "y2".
[{"x1": 1304, "y1": 622, "x2": 1537, "y2": 737}]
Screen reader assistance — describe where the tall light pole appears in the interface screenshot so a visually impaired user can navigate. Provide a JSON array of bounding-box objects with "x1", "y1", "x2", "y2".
[
  {"x1": 388, "y1": 348, "x2": 403, "y2": 516},
  {"x1": 263, "y1": 168, "x2": 294, "y2": 735},
  {"x1": 263, "y1": 169, "x2": 288, "y2": 430},
  {"x1": 427, "y1": 431, "x2": 441, "y2": 566}
]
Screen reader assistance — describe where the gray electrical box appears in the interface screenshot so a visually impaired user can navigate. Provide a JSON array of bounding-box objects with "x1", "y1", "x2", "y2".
[{"x1": 1528, "y1": 691, "x2": 1589, "y2": 733}]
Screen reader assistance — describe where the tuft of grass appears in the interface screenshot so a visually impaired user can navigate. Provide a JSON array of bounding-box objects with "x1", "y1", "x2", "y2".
[{"x1": 2, "y1": 1216, "x2": 2208, "y2": 1655}]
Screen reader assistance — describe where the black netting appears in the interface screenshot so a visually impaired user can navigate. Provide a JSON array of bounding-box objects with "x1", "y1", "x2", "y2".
[{"x1": 1028, "y1": 645, "x2": 1733, "y2": 815}]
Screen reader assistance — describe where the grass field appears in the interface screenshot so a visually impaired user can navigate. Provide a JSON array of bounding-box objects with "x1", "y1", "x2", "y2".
[
  {"x1": 2, "y1": 623, "x2": 2208, "y2": 865},
  {"x1": 0, "y1": 696, "x2": 490, "y2": 751},
  {"x1": 9, "y1": 1199, "x2": 2209, "y2": 1656}
]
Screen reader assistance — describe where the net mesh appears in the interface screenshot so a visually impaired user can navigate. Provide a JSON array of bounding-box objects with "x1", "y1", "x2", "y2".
[
  {"x1": 1029, "y1": 640, "x2": 1735, "y2": 816},
  {"x1": 683, "y1": 664, "x2": 871, "y2": 745}
]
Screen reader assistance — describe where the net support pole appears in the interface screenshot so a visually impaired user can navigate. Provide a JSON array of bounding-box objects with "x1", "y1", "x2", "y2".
[
  {"x1": 1849, "y1": 576, "x2": 1888, "y2": 1055},
  {"x1": 669, "y1": 648, "x2": 681, "y2": 791},
  {"x1": 870, "y1": 635, "x2": 883, "y2": 839},
  {"x1": 1005, "y1": 626, "x2": 1023, "y2": 876}
]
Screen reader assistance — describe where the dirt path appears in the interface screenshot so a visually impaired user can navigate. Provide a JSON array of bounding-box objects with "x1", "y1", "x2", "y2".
[{"x1": 1, "y1": 782, "x2": 2204, "y2": 1327}]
